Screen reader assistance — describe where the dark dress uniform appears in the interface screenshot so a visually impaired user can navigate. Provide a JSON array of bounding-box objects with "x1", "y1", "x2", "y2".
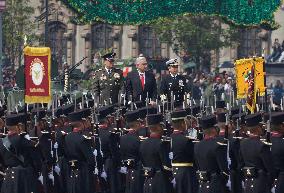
[
  {"x1": 194, "y1": 115, "x2": 230, "y2": 193},
  {"x1": 160, "y1": 74, "x2": 188, "y2": 107},
  {"x1": 170, "y1": 110, "x2": 198, "y2": 193},
  {"x1": 0, "y1": 114, "x2": 41, "y2": 193},
  {"x1": 64, "y1": 111, "x2": 96, "y2": 193},
  {"x1": 120, "y1": 110, "x2": 144, "y2": 193},
  {"x1": 94, "y1": 67, "x2": 124, "y2": 105},
  {"x1": 139, "y1": 114, "x2": 173, "y2": 193},
  {"x1": 239, "y1": 113, "x2": 275, "y2": 193},
  {"x1": 270, "y1": 112, "x2": 284, "y2": 193},
  {"x1": 126, "y1": 71, "x2": 157, "y2": 102}
]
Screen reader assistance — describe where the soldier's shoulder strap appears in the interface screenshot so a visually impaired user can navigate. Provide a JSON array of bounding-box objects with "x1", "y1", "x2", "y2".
[
  {"x1": 216, "y1": 141, "x2": 228, "y2": 146},
  {"x1": 260, "y1": 139, "x2": 272, "y2": 146},
  {"x1": 83, "y1": 135, "x2": 92, "y2": 140}
]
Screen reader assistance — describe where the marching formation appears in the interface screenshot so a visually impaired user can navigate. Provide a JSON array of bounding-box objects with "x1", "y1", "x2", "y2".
[{"x1": 0, "y1": 52, "x2": 283, "y2": 193}]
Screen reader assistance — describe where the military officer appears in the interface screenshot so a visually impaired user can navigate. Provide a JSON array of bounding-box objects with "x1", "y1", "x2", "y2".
[
  {"x1": 140, "y1": 113, "x2": 174, "y2": 193},
  {"x1": 270, "y1": 112, "x2": 284, "y2": 193},
  {"x1": 93, "y1": 51, "x2": 124, "y2": 105},
  {"x1": 120, "y1": 109, "x2": 144, "y2": 193},
  {"x1": 0, "y1": 113, "x2": 41, "y2": 193},
  {"x1": 194, "y1": 115, "x2": 230, "y2": 193},
  {"x1": 64, "y1": 109, "x2": 96, "y2": 193},
  {"x1": 160, "y1": 58, "x2": 189, "y2": 108},
  {"x1": 239, "y1": 113, "x2": 275, "y2": 193},
  {"x1": 170, "y1": 109, "x2": 198, "y2": 193}
]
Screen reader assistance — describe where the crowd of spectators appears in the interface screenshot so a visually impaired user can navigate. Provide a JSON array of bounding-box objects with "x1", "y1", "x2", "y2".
[{"x1": 267, "y1": 38, "x2": 284, "y2": 63}]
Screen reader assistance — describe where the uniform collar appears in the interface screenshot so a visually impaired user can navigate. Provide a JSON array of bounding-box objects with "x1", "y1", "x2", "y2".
[
  {"x1": 170, "y1": 73, "x2": 178, "y2": 78},
  {"x1": 8, "y1": 131, "x2": 18, "y2": 136},
  {"x1": 247, "y1": 132, "x2": 260, "y2": 139},
  {"x1": 271, "y1": 131, "x2": 283, "y2": 137},
  {"x1": 99, "y1": 124, "x2": 108, "y2": 129},
  {"x1": 150, "y1": 133, "x2": 161, "y2": 139},
  {"x1": 73, "y1": 128, "x2": 82, "y2": 133},
  {"x1": 138, "y1": 70, "x2": 145, "y2": 76},
  {"x1": 173, "y1": 129, "x2": 184, "y2": 134}
]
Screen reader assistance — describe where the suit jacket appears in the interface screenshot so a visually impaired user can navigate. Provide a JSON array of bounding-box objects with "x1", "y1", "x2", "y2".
[{"x1": 126, "y1": 71, "x2": 157, "y2": 102}]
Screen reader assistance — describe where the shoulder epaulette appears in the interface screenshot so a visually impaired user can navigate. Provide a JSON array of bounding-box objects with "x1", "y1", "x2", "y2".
[
  {"x1": 217, "y1": 142, "x2": 228, "y2": 146},
  {"x1": 61, "y1": 131, "x2": 67, "y2": 135},
  {"x1": 192, "y1": 140, "x2": 200, "y2": 143},
  {"x1": 83, "y1": 135, "x2": 92, "y2": 140},
  {"x1": 139, "y1": 136, "x2": 148, "y2": 141},
  {"x1": 232, "y1": 136, "x2": 243, "y2": 140},
  {"x1": 261, "y1": 140, "x2": 272, "y2": 146},
  {"x1": 163, "y1": 165, "x2": 172, "y2": 171}
]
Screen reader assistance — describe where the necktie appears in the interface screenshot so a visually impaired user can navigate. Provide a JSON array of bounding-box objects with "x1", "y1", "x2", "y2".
[{"x1": 140, "y1": 74, "x2": 145, "y2": 90}]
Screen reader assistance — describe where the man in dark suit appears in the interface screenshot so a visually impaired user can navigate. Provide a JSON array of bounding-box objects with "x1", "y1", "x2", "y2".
[
  {"x1": 93, "y1": 52, "x2": 124, "y2": 105},
  {"x1": 126, "y1": 54, "x2": 157, "y2": 104}
]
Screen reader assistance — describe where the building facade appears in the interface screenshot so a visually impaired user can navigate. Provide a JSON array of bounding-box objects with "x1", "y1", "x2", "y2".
[{"x1": 31, "y1": 0, "x2": 284, "y2": 73}]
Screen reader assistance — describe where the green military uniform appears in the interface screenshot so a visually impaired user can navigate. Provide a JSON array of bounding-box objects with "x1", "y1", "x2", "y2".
[{"x1": 93, "y1": 52, "x2": 124, "y2": 105}]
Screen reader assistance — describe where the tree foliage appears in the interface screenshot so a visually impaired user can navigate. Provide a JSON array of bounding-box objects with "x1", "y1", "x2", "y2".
[
  {"x1": 3, "y1": 0, "x2": 37, "y2": 68},
  {"x1": 151, "y1": 14, "x2": 240, "y2": 69}
]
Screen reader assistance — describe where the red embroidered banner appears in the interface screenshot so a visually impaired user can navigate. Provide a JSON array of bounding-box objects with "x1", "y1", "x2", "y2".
[{"x1": 24, "y1": 47, "x2": 51, "y2": 104}]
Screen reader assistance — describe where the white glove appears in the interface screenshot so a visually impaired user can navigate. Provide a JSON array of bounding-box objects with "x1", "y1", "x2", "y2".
[
  {"x1": 100, "y1": 151, "x2": 104, "y2": 158},
  {"x1": 38, "y1": 173, "x2": 43, "y2": 185},
  {"x1": 171, "y1": 178, "x2": 176, "y2": 188},
  {"x1": 93, "y1": 149, "x2": 98, "y2": 157},
  {"x1": 54, "y1": 165, "x2": 60, "y2": 175},
  {"x1": 121, "y1": 94, "x2": 125, "y2": 98},
  {"x1": 94, "y1": 167, "x2": 99, "y2": 175},
  {"x1": 119, "y1": 166, "x2": 127, "y2": 174},
  {"x1": 271, "y1": 187, "x2": 276, "y2": 193},
  {"x1": 160, "y1": 94, "x2": 167, "y2": 101},
  {"x1": 48, "y1": 172, "x2": 54, "y2": 185},
  {"x1": 169, "y1": 152, "x2": 173, "y2": 160},
  {"x1": 53, "y1": 142, "x2": 58, "y2": 149},
  {"x1": 101, "y1": 171, "x2": 107, "y2": 180},
  {"x1": 242, "y1": 181, "x2": 245, "y2": 189},
  {"x1": 226, "y1": 179, "x2": 232, "y2": 191},
  {"x1": 24, "y1": 134, "x2": 31, "y2": 140},
  {"x1": 128, "y1": 101, "x2": 132, "y2": 105}
]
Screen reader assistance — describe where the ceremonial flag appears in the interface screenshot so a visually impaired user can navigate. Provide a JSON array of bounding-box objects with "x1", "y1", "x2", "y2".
[
  {"x1": 246, "y1": 64, "x2": 256, "y2": 113},
  {"x1": 24, "y1": 47, "x2": 51, "y2": 104}
]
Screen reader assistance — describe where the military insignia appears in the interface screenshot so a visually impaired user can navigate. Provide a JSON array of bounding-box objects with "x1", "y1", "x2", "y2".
[
  {"x1": 30, "y1": 58, "x2": 45, "y2": 86},
  {"x1": 114, "y1": 73, "x2": 120, "y2": 79},
  {"x1": 100, "y1": 74, "x2": 107, "y2": 80},
  {"x1": 179, "y1": 80, "x2": 184, "y2": 87}
]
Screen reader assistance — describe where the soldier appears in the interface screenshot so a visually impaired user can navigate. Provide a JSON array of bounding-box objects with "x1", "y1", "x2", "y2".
[
  {"x1": 93, "y1": 51, "x2": 124, "y2": 105},
  {"x1": 270, "y1": 112, "x2": 284, "y2": 193},
  {"x1": 140, "y1": 113, "x2": 174, "y2": 193},
  {"x1": 0, "y1": 113, "x2": 41, "y2": 193},
  {"x1": 126, "y1": 54, "x2": 157, "y2": 104},
  {"x1": 160, "y1": 58, "x2": 189, "y2": 108},
  {"x1": 120, "y1": 109, "x2": 144, "y2": 193},
  {"x1": 64, "y1": 109, "x2": 96, "y2": 193},
  {"x1": 170, "y1": 109, "x2": 198, "y2": 193},
  {"x1": 194, "y1": 115, "x2": 230, "y2": 193},
  {"x1": 239, "y1": 113, "x2": 275, "y2": 193}
]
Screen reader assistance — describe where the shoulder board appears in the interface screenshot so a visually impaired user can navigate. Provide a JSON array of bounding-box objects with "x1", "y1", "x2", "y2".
[
  {"x1": 163, "y1": 165, "x2": 172, "y2": 171},
  {"x1": 192, "y1": 140, "x2": 200, "y2": 143},
  {"x1": 61, "y1": 131, "x2": 67, "y2": 135},
  {"x1": 261, "y1": 141, "x2": 272, "y2": 146},
  {"x1": 232, "y1": 136, "x2": 243, "y2": 140},
  {"x1": 217, "y1": 142, "x2": 227, "y2": 146},
  {"x1": 41, "y1": 131, "x2": 49, "y2": 134},
  {"x1": 83, "y1": 135, "x2": 92, "y2": 140},
  {"x1": 139, "y1": 136, "x2": 148, "y2": 141}
]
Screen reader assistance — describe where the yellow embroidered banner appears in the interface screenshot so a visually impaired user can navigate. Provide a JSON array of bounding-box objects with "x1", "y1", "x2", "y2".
[{"x1": 24, "y1": 47, "x2": 51, "y2": 104}]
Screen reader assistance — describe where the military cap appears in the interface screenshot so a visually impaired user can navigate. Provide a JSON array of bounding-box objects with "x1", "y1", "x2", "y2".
[
  {"x1": 139, "y1": 106, "x2": 158, "y2": 119},
  {"x1": 230, "y1": 107, "x2": 240, "y2": 117},
  {"x1": 147, "y1": 113, "x2": 164, "y2": 126},
  {"x1": 245, "y1": 113, "x2": 262, "y2": 127},
  {"x1": 31, "y1": 108, "x2": 46, "y2": 120},
  {"x1": 216, "y1": 100, "x2": 226, "y2": 109},
  {"x1": 62, "y1": 104, "x2": 75, "y2": 116},
  {"x1": 102, "y1": 52, "x2": 116, "y2": 61},
  {"x1": 68, "y1": 110, "x2": 84, "y2": 122},
  {"x1": 232, "y1": 113, "x2": 246, "y2": 125},
  {"x1": 135, "y1": 101, "x2": 146, "y2": 109},
  {"x1": 166, "y1": 58, "x2": 178, "y2": 67},
  {"x1": 217, "y1": 112, "x2": 226, "y2": 123},
  {"x1": 171, "y1": 110, "x2": 187, "y2": 121},
  {"x1": 271, "y1": 112, "x2": 284, "y2": 125},
  {"x1": 200, "y1": 115, "x2": 217, "y2": 130},
  {"x1": 6, "y1": 113, "x2": 27, "y2": 126},
  {"x1": 97, "y1": 106, "x2": 112, "y2": 121},
  {"x1": 185, "y1": 105, "x2": 200, "y2": 116},
  {"x1": 125, "y1": 110, "x2": 141, "y2": 123}
]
